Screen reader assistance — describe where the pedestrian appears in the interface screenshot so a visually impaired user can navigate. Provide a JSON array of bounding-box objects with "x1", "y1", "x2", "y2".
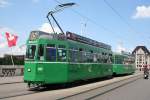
[{"x1": 143, "y1": 63, "x2": 149, "y2": 79}]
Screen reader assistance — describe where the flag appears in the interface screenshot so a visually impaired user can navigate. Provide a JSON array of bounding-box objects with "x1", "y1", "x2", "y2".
[{"x1": 5, "y1": 32, "x2": 18, "y2": 47}]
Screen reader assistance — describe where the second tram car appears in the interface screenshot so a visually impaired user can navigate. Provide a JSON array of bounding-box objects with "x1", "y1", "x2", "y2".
[{"x1": 112, "y1": 52, "x2": 135, "y2": 75}]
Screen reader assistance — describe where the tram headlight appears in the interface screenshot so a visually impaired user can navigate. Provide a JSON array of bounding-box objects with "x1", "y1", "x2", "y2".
[
  {"x1": 27, "y1": 68, "x2": 31, "y2": 72},
  {"x1": 37, "y1": 67, "x2": 43, "y2": 72}
]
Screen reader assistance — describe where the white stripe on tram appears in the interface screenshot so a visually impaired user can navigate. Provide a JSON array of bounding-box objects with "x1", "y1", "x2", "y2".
[{"x1": 25, "y1": 61, "x2": 111, "y2": 65}]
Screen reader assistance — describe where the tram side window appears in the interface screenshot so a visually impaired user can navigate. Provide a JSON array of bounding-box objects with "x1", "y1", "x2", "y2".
[
  {"x1": 46, "y1": 44, "x2": 56, "y2": 61},
  {"x1": 108, "y1": 54, "x2": 113, "y2": 63},
  {"x1": 101, "y1": 52, "x2": 109, "y2": 63},
  {"x1": 86, "y1": 52, "x2": 91, "y2": 62},
  {"x1": 79, "y1": 48, "x2": 84, "y2": 62},
  {"x1": 103, "y1": 53, "x2": 106, "y2": 63},
  {"x1": 105, "y1": 53, "x2": 109, "y2": 63},
  {"x1": 115, "y1": 56, "x2": 123, "y2": 64},
  {"x1": 93, "y1": 53, "x2": 98, "y2": 62},
  {"x1": 68, "y1": 48, "x2": 78, "y2": 62},
  {"x1": 57, "y1": 45, "x2": 67, "y2": 62},
  {"x1": 83, "y1": 51, "x2": 87, "y2": 62},
  {"x1": 26, "y1": 45, "x2": 36, "y2": 59},
  {"x1": 97, "y1": 53, "x2": 102, "y2": 63},
  {"x1": 38, "y1": 44, "x2": 44, "y2": 60},
  {"x1": 86, "y1": 51, "x2": 93, "y2": 62},
  {"x1": 101, "y1": 52, "x2": 105, "y2": 63},
  {"x1": 123, "y1": 57, "x2": 127, "y2": 64},
  {"x1": 123, "y1": 57, "x2": 135, "y2": 64}
]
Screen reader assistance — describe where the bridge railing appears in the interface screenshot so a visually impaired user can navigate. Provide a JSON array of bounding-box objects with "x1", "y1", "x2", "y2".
[{"x1": 0, "y1": 65, "x2": 24, "y2": 77}]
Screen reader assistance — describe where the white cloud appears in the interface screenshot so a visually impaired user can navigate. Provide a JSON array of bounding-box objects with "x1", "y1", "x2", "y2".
[
  {"x1": 133, "y1": 5, "x2": 150, "y2": 19},
  {"x1": 0, "y1": 27, "x2": 16, "y2": 34},
  {"x1": 129, "y1": 47, "x2": 134, "y2": 53},
  {"x1": 32, "y1": 0, "x2": 40, "y2": 3},
  {"x1": 0, "y1": 0, "x2": 9, "y2": 8},
  {"x1": 39, "y1": 23, "x2": 61, "y2": 33},
  {"x1": 11, "y1": 45, "x2": 26, "y2": 55},
  {"x1": 0, "y1": 45, "x2": 26, "y2": 57},
  {"x1": 116, "y1": 41, "x2": 126, "y2": 53}
]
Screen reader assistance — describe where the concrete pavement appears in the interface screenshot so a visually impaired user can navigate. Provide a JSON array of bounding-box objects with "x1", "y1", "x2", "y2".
[
  {"x1": 5, "y1": 72, "x2": 142, "y2": 100},
  {"x1": 0, "y1": 76, "x2": 23, "y2": 85}
]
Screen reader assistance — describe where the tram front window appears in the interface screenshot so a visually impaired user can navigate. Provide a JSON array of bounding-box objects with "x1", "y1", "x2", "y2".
[
  {"x1": 38, "y1": 44, "x2": 44, "y2": 60},
  {"x1": 26, "y1": 45, "x2": 36, "y2": 59}
]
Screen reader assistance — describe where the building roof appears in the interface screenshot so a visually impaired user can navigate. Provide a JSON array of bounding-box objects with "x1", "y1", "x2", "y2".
[{"x1": 132, "y1": 46, "x2": 150, "y2": 55}]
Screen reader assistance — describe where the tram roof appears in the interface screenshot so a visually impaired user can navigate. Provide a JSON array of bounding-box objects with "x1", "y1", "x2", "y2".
[{"x1": 29, "y1": 30, "x2": 111, "y2": 50}]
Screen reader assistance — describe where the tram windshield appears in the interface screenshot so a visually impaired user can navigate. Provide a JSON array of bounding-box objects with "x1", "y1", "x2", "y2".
[{"x1": 26, "y1": 45, "x2": 36, "y2": 60}]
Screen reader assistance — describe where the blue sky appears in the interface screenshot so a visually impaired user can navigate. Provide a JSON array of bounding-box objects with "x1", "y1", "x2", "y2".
[{"x1": 0, "y1": 0, "x2": 150, "y2": 56}]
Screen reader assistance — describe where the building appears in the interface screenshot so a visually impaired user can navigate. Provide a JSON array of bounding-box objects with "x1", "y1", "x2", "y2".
[
  {"x1": 0, "y1": 54, "x2": 24, "y2": 65},
  {"x1": 132, "y1": 46, "x2": 150, "y2": 71}
]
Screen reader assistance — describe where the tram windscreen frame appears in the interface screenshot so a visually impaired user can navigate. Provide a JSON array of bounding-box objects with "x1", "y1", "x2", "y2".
[{"x1": 26, "y1": 45, "x2": 37, "y2": 60}]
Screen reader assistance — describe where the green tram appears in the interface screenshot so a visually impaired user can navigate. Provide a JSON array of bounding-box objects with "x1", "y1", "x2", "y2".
[
  {"x1": 112, "y1": 52, "x2": 135, "y2": 75},
  {"x1": 24, "y1": 31, "x2": 113, "y2": 88}
]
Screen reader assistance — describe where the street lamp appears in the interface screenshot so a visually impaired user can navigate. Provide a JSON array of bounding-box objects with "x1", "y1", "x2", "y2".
[{"x1": 47, "y1": 3, "x2": 76, "y2": 34}]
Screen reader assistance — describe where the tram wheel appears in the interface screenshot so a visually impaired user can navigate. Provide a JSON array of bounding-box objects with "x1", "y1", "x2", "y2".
[{"x1": 27, "y1": 83, "x2": 44, "y2": 91}]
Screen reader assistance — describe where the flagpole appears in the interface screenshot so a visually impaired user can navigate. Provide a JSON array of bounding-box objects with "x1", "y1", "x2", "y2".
[
  {"x1": 5, "y1": 32, "x2": 18, "y2": 67},
  {"x1": 10, "y1": 47, "x2": 15, "y2": 67}
]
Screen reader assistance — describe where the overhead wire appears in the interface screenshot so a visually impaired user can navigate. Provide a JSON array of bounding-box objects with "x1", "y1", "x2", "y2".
[
  {"x1": 103, "y1": 0, "x2": 140, "y2": 34},
  {"x1": 52, "y1": 0, "x2": 118, "y2": 35},
  {"x1": 52, "y1": 0, "x2": 135, "y2": 50}
]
